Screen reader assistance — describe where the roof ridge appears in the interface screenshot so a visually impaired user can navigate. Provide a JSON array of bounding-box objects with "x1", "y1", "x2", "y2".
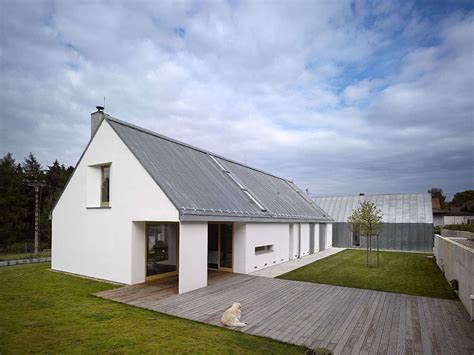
[
  {"x1": 105, "y1": 115, "x2": 292, "y2": 183},
  {"x1": 313, "y1": 192, "x2": 430, "y2": 199}
]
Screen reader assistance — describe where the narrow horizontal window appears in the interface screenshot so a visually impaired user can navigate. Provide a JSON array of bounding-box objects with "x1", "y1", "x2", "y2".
[{"x1": 255, "y1": 245, "x2": 274, "y2": 255}]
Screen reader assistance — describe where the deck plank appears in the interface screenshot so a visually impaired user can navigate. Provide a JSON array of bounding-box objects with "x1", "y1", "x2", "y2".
[{"x1": 95, "y1": 272, "x2": 474, "y2": 354}]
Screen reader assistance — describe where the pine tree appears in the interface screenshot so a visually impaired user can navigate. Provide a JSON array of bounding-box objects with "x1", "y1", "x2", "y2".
[{"x1": 0, "y1": 153, "x2": 28, "y2": 252}]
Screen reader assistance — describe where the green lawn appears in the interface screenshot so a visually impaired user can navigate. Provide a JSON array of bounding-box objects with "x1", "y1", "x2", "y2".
[
  {"x1": 0, "y1": 263, "x2": 303, "y2": 354},
  {"x1": 278, "y1": 249, "x2": 455, "y2": 299},
  {"x1": 0, "y1": 251, "x2": 51, "y2": 261}
]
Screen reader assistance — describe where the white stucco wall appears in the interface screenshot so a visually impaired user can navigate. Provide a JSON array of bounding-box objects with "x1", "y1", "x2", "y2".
[
  {"x1": 233, "y1": 223, "x2": 247, "y2": 274},
  {"x1": 300, "y1": 223, "x2": 310, "y2": 257},
  {"x1": 234, "y1": 223, "x2": 290, "y2": 273},
  {"x1": 131, "y1": 221, "x2": 146, "y2": 284},
  {"x1": 314, "y1": 223, "x2": 320, "y2": 252},
  {"x1": 289, "y1": 223, "x2": 300, "y2": 260},
  {"x1": 433, "y1": 215, "x2": 444, "y2": 227},
  {"x1": 52, "y1": 120, "x2": 179, "y2": 284},
  {"x1": 326, "y1": 223, "x2": 333, "y2": 248},
  {"x1": 443, "y1": 216, "x2": 473, "y2": 225},
  {"x1": 179, "y1": 222, "x2": 208, "y2": 294}
]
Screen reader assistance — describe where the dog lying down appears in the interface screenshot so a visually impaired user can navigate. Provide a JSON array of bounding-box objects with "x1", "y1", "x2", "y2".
[{"x1": 221, "y1": 302, "x2": 247, "y2": 327}]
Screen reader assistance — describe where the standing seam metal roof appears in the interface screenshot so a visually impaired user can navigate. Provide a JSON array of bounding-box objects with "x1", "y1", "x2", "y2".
[
  {"x1": 313, "y1": 193, "x2": 433, "y2": 224},
  {"x1": 106, "y1": 116, "x2": 331, "y2": 222}
]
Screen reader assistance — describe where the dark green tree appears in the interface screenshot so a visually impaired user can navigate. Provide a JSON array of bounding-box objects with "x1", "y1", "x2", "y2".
[
  {"x1": 0, "y1": 152, "x2": 73, "y2": 253},
  {"x1": 450, "y1": 190, "x2": 474, "y2": 212},
  {"x1": 0, "y1": 153, "x2": 29, "y2": 252}
]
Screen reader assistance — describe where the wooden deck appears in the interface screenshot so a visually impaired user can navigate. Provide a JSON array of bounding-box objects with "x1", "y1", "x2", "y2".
[{"x1": 96, "y1": 274, "x2": 474, "y2": 354}]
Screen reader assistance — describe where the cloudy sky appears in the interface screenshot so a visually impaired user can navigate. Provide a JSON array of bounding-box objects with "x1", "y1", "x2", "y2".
[{"x1": 1, "y1": 0, "x2": 473, "y2": 198}]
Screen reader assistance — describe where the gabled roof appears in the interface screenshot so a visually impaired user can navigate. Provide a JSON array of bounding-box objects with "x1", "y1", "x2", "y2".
[
  {"x1": 313, "y1": 193, "x2": 433, "y2": 224},
  {"x1": 105, "y1": 115, "x2": 331, "y2": 222}
]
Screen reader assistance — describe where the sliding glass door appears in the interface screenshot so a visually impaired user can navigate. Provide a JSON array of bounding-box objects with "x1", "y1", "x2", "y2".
[
  {"x1": 219, "y1": 224, "x2": 233, "y2": 270},
  {"x1": 146, "y1": 223, "x2": 178, "y2": 280}
]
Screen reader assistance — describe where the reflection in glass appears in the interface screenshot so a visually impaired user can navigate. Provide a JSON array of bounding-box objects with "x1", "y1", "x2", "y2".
[
  {"x1": 220, "y1": 224, "x2": 233, "y2": 269},
  {"x1": 147, "y1": 224, "x2": 177, "y2": 277}
]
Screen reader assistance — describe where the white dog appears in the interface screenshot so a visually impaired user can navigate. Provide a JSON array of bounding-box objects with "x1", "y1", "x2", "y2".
[{"x1": 221, "y1": 302, "x2": 247, "y2": 327}]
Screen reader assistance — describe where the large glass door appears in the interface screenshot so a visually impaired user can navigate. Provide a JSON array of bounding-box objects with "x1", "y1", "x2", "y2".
[
  {"x1": 146, "y1": 223, "x2": 178, "y2": 280},
  {"x1": 207, "y1": 223, "x2": 233, "y2": 271}
]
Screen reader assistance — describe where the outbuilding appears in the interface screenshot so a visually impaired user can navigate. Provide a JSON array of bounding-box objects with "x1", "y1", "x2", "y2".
[
  {"x1": 52, "y1": 108, "x2": 333, "y2": 293},
  {"x1": 313, "y1": 193, "x2": 433, "y2": 252}
]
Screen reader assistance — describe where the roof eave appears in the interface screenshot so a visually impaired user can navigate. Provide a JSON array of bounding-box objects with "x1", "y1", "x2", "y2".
[{"x1": 180, "y1": 212, "x2": 333, "y2": 223}]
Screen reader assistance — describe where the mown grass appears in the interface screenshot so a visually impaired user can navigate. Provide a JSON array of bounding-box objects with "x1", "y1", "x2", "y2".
[
  {"x1": 0, "y1": 263, "x2": 304, "y2": 354},
  {"x1": 278, "y1": 249, "x2": 455, "y2": 299},
  {"x1": 0, "y1": 251, "x2": 51, "y2": 261}
]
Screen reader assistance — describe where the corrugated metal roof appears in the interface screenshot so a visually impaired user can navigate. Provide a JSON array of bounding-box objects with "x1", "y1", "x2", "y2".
[
  {"x1": 106, "y1": 116, "x2": 331, "y2": 222},
  {"x1": 313, "y1": 193, "x2": 433, "y2": 224}
]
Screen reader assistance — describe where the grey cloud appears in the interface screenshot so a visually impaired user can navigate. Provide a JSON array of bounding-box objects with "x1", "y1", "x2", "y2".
[{"x1": 0, "y1": 0, "x2": 472, "y2": 199}]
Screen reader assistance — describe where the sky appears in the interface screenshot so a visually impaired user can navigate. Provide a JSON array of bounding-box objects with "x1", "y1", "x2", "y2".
[{"x1": 0, "y1": 0, "x2": 473, "y2": 199}]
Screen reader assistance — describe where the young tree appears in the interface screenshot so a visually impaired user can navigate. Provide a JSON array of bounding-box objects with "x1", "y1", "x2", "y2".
[{"x1": 347, "y1": 201, "x2": 383, "y2": 267}]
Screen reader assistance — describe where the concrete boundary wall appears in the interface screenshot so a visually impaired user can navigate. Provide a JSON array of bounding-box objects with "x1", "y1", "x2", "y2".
[
  {"x1": 434, "y1": 234, "x2": 474, "y2": 320},
  {"x1": 0, "y1": 257, "x2": 51, "y2": 267}
]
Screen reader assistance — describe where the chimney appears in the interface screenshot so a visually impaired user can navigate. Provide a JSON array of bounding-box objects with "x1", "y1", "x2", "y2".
[{"x1": 91, "y1": 106, "x2": 104, "y2": 137}]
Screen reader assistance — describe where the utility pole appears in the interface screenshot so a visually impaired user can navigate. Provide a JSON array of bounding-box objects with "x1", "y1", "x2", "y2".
[{"x1": 26, "y1": 181, "x2": 47, "y2": 254}]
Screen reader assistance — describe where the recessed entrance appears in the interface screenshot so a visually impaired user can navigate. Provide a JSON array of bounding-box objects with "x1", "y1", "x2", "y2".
[
  {"x1": 352, "y1": 232, "x2": 361, "y2": 247},
  {"x1": 145, "y1": 223, "x2": 178, "y2": 281},
  {"x1": 208, "y1": 223, "x2": 233, "y2": 272}
]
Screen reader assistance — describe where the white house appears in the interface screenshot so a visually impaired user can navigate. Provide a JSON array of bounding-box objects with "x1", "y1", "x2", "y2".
[{"x1": 52, "y1": 107, "x2": 333, "y2": 293}]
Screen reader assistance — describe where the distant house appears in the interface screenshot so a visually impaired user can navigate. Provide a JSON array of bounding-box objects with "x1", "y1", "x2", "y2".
[
  {"x1": 432, "y1": 197, "x2": 449, "y2": 227},
  {"x1": 52, "y1": 107, "x2": 333, "y2": 293},
  {"x1": 432, "y1": 198, "x2": 474, "y2": 226},
  {"x1": 313, "y1": 193, "x2": 433, "y2": 252}
]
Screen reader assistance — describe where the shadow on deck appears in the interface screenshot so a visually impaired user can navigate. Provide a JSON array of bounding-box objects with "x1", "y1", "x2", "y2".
[{"x1": 95, "y1": 270, "x2": 237, "y2": 306}]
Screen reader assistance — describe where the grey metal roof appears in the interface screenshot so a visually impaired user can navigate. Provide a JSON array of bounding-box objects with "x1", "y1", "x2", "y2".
[
  {"x1": 313, "y1": 193, "x2": 433, "y2": 224},
  {"x1": 106, "y1": 116, "x2": 331, "y2": 222}
]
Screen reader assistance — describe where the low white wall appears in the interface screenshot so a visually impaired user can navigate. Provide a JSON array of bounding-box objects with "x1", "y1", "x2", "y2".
[
  {"x1": 433, "y1": 215, "x2": 444, "y2": 227},
  {"x1": 179, "y1": 222, "x2": 208, "y2": 294},
  {"x1": 240, "y1": 223, "x2": 290, "y2": 273},
  {"x1": 434, "y1": 234, "x2": 474, "y2": 320},
  {"x1": 444, "y1": 216, "x2": 473, "y2": 225}
]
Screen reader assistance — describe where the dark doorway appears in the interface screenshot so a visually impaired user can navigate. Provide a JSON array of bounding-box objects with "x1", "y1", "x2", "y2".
[
  {"x1": 352, "y1": 232, "x2": 361, "y2": 247},
  {"x1": 207, "y1": 223, "x2": 233, "y2": 271}
]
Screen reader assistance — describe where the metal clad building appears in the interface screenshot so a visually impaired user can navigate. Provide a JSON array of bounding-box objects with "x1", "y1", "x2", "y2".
[{"x1": 313, "y1": 193, "x2": 433, "y2": 252}]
